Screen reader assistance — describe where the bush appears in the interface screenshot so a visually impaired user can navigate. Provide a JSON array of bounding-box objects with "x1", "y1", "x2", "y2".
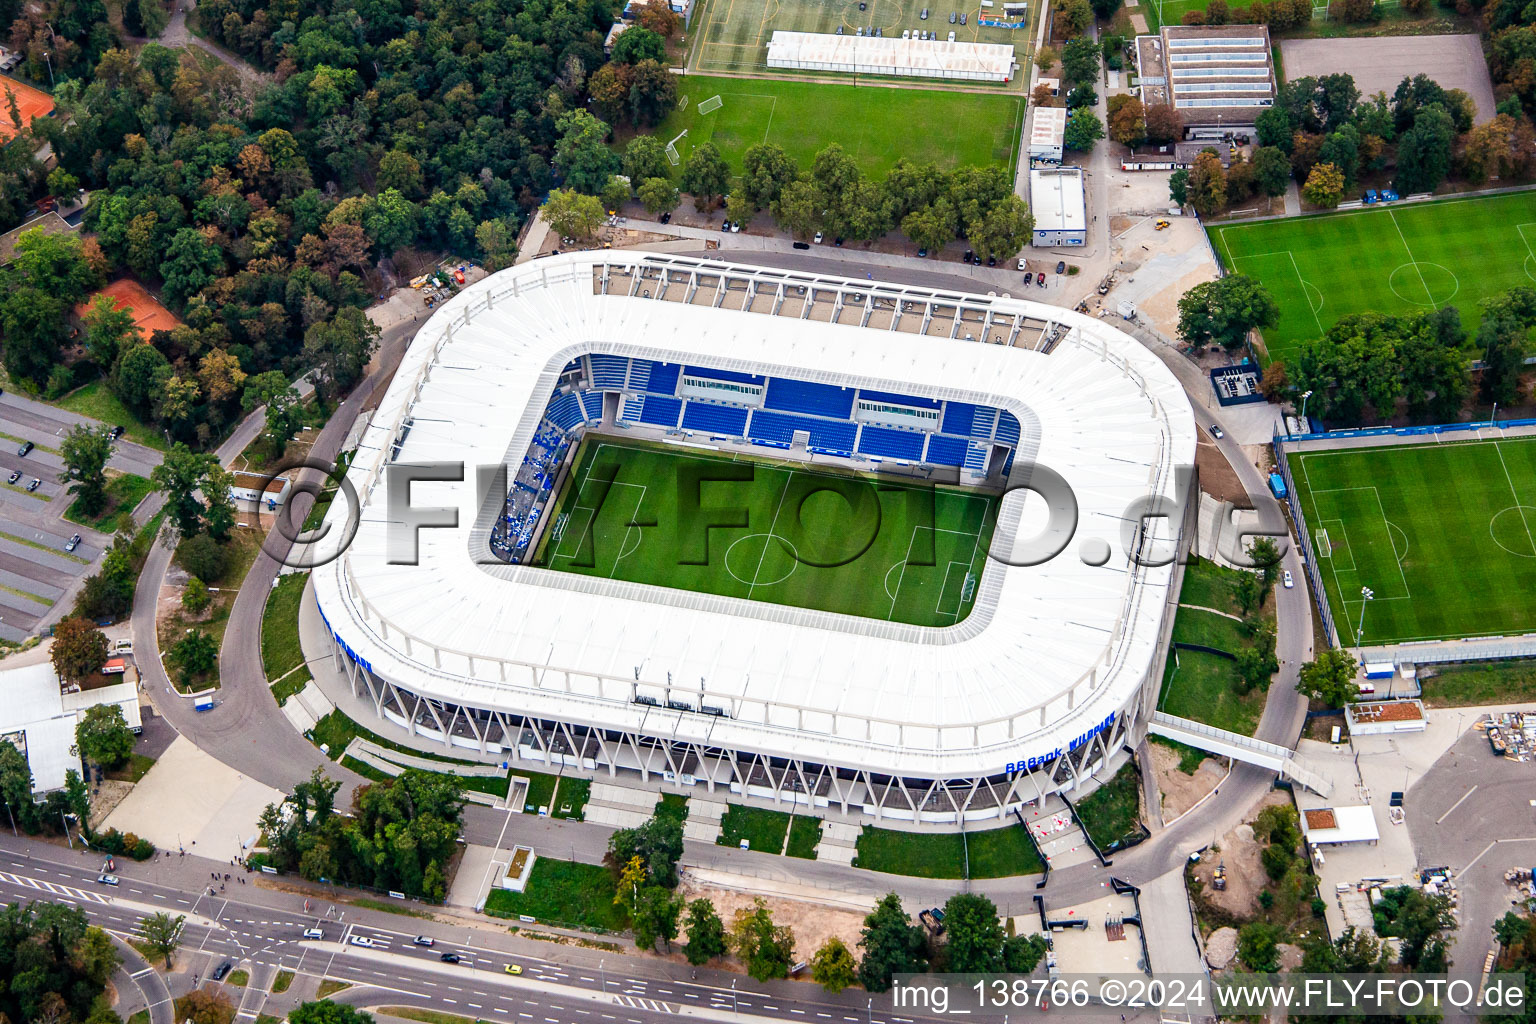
[
  {"x1": 1261, "y1": 837, "x2": 1293, "y2": 879},
  {"x1": 97, "y1": 828, "x2": 127, "y2": 854},
  {"x1": 131, "y1": 838, "x2": 156, "y2": 860},
  {"x1": 182, "y1": 576, "x2": 211, "y2": 614},
  {"x1": 177, "y1": 534, "x2": 230, "y2": 583}
]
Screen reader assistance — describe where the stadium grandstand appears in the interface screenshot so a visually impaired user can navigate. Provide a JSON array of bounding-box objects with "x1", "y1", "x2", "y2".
[{"x1": 308, "y1": 253, "x2": 1196, "y2": 827}]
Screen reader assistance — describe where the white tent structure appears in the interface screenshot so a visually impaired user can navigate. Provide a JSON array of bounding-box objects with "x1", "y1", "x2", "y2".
[
  {"x1": 765, "y1": 31, "x2": 1015, "y2": 82},
  {"x1": 310, "y1": 253, "x2": 1196, "y2": 826}
]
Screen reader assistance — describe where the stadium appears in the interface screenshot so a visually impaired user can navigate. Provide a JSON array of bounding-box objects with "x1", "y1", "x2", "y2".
[{"x1": 308, "y1": 252, "x2": 1197, "y2": 827}]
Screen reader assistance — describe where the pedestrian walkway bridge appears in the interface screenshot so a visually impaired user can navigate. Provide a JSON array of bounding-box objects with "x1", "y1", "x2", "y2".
[{"x1": 1149, "y1": 712, "x2": 1332, "y2": 797}]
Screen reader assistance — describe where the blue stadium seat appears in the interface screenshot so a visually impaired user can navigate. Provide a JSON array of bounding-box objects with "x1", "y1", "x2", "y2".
[
  {"x1": 638, "y1": 395, "x2": 683, "y2": 428},
  {"x1": 645, "y1": 362, "x2": 681, "y2": 395},
  {"x1": 546, "y1": 392, "x2": 585, "y2": 432},
  {"x1": 619, "y1": 396, "x2": 642, "y2": 422},
  {"x1": 858, "y1": 389, "x2": 942, "y2": 410},
  {"x1": 924, "y1": 434, "x2": 968, "y2": 466},
  {"x1": 581, "y1": 391, "x2": 603, "y2": 422},
  {"x1": 996, "y1": 411, "x2": 1021, "y2": 446},
  {"x1": 588, "y1": 354, "x2": 630, "y2": 388},
  {"x1": 941, "y1": 402, "x2": 976, "y2": 436},
  {"x1": 964, "y1": 442, "x2": 990, "y2": 473},
  {"x1": 858, "y1": 425, "x2": 926, "y2": 460},
  {"x1": 748, "y1": 410, "x2": 857, "y2": 451},
  {"x1": 683, "y1": 365, "x2": 765, "y2": 385},
  {"x1": 627, "y1": 359, "x2": 653, "y2": 392},
  {"x1": 681, "y1": 402, "x2": 749, "y2": 436},
  {"x1": 763, "y1": 378, "x2": 855, "y2": 419},
  {"x1": 970, "y1": 407, "x2": 998, "y2": 440}
]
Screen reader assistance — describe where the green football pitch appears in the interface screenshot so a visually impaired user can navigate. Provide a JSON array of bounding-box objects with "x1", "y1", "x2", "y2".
[
  {"x1": 1287, "y1": 436, "x2": 1536, "y2": 646},
  {"x1": 1209, "y1": 191, "x2": 1536, "y2": 365},
  {"x1": 536, "y1": 438, "x2": 999, "y2": 627},
  {"x1": 652, "y1": 75, "x2": 1024, "y2": 177},
  {"x1": 689, "y1": 0, "x2": 1030, "y2": 76}
]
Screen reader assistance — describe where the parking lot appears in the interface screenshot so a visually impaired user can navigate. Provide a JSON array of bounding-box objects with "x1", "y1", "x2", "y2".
[{"x1": 0, "y1": 391, "x2": 163, "y2": 642}]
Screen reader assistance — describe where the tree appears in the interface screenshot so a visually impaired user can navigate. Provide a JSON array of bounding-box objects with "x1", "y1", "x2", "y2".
[
  {"x1": 1064, "y1": 106, "x2": 1104, "y2": 152},
  {"x1": 607, "y1": 812, "x2": 685, "y2": 886},
  {"x1": 113, "y1": 341, "x2": 172, "y2": 419},
  {"x1": 902, "y1": 201, "x2": 959, "y2": 253},
  {"x1": 942, "y1": 893, "x2": 1006, "y2": 973},
  {"x1": 1176, "y1": 275, "x2": 1278, "y2": 352},
  {"x1": 1301, "y1": 161, "x2": 1345, "y2": 208},
  {"x1": 1251, "y1": 145, "x2": 1292, "y2": 197},
  {"x1": 637, "y1": 177, "x2": 680, "y2": 215},
  {"x1": 1004, "y1": 933, "x2": 1049, "y2": 973},
  {"x1": 1168, "y1": 169, "x2": 1189, "y2": 207},
  {"x1": 1393, "y1": 104, "x2": 1454, "y2": 195},
  {"x1": 289, "y1": 1004, "x2": 373, "y2": 1024},
  {"x1": 1057, "y1": 0, "x2": 1092, "y2": 33},
  {"x1": 1249, "y1": 537, "x2": 1282, "y2": 592},
  {"x1": 811, "y1": 937, "x2": 857, "y2": 993},
  {"x1": 377, "y1": 150, "x2": 424, "y2": 197},
  {"x1": 304, "y1": 307, "x2": 379, "y2": 400},
  {"x1": 1235, "y1": 625, "x2": 1278, "y2": 693},
  {"x1": 588, "y1": 62, "x2": 635, "y2": 124},
  {"x1": 1478, "y1": 311, "x2": 1529, "y2": 406},
  {"x1": 58, "y1": 425, "x2": 114, "y2": 518},
  {"x1": 0, "y1": 287, "x2": 68, "y2": 387},
  {"x1": 172, "y1": 629, "x2": 218, "y2": 686},
  {"x1": 1060, "y1": 37, "x2": 1100, "y2": 87},
  {"x1": 177, "y1": 533, "x2": 230, "y2": 584},
  {"x1": 622, "y1": 136, "x2": 672, "y2": 186},
  {"x1": 681, "y1": 143, "x2": 731, "y2": 211},
  {"x1": 152, "y1": 443, "x2": 216, "y2": 540},
  {"x1": 182, "y1": 576, "x2": 211, "y2": 614},
  {"x1": 198, "y1": 348, "x2": 246, "y2": 406},
  {"x1": 81, "y1": 294, "x2": 137, "y2": 370},
  {"x1": 637, "y1": 3, "x2": 681, "y2": 35},
  {"x1": 243, "y1": 371, "x2": 304, "y2": 459},
  {"x1": 967, "y1": 194, "x2": 1034, "y2": 260},
  {"x1": 475, "y1": 219, "x2": 518, "y2": 271},
  {"x1": 160, "y1": 227, "x2": 224, "y2": 307},
  {"x1": 51, "y1": 617, "x2": 110, "y2": 688},
  {"x1": 730, "y1": 899, "x2": 795, "y2": 982},
  {"x1": 182, "y1": 988, "x2": 234, "y2": 1024},
  {"x1": 771, "y1": 179, "x2": 820, "y2": 238},
  {"x1": 683, "y1": 899, "x2": 728, "y2": 965},
  {"x1": 1186, "y1": 150, "x2": 1227, "y2": 215},
  {"x1": 1145, "y1": 103, "x2": 1182, "y2": 146},
  {"x1": 740, "y1": 143, "x2": 799, "y2": 209},
  {"x1": 630, "y1": 885, "x2": 683, "y2": 952},
  {"x1": 1107, "y1": 94, "x2": 1146, "y2": 148},
  {"x1": 76, "y1": 704, "x2": 135, "y2": 770},
  {"x1": 611, "y1": 26, "x2": 666, "y2": 64},
  {"x1": 1317, "y1": 124, "x2": 1360, "y2": 188},
  {"x1": 1296, "y1": 647, "x2": 1360, "y2": 708},
  {"x1": 135, "y1": 912, "x2": 184, "y2": 968},
  {"x1": 600, "y1": 175, "x2": 631, "y2": 213},
  {"x1": 628, "y1": 60, "x2": 677, "y2": 127},
  {"x1": 553, "y1": 110, "x2": 619, "y2": 195},
  {"x1": 1238, "y1": 921, "x2": 1281, "y2": 972}
]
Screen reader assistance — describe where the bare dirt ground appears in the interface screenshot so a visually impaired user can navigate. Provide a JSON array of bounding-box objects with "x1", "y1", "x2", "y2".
[
  {"x1": 676, "y1": 879, "x2": 866, "y2": 967},
  {"x1": 1195, "y1": 439, "x2": 1251, "y2": 506},
  {"x1": 1148, "y1": 743, "x2": 1228, "y2": 822},
  {"x1": 1190, "y1": 790, "x2": 1292, "y2": 919},
  {"x1": 88, "y1": 779, "x2": 135, "y2": 830}
]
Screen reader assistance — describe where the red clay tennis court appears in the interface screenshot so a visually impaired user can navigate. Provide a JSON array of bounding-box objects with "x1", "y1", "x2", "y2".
[
  {"x1": 0, "y1": 77, "x2": 54, "y2": 143},
  {"x1": 76, "y1": 279, "x2": 182, "y2": 339}
]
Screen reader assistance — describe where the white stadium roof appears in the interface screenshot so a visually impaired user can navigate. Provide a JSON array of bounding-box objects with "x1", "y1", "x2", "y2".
[
  {"x1": 311, "y1": 253, "x2": 1195, "y2": 780},
  {"x1": 765, "y1": 30, "x2": 1015, "y2": 82}
]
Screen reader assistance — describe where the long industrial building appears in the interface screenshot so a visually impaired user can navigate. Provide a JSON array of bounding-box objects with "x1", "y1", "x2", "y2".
[{"x1": 308, "y1": 253, "x2": 1196, "y2": 828}]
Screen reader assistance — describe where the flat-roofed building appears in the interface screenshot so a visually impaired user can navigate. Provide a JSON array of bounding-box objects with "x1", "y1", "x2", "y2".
[
  {"x1": 765, "y1": 31, "x2": 1015, "y2": 82},
  {"x1": 1135, "y1": 25, "x2": 1276, "y2": 139},
  {"x1": 1030, "y1": 167, "x2": 1086, "y2": 247},
  {"x1": 1029, "y1": 105, "x2": 1068, "y2": 163}
]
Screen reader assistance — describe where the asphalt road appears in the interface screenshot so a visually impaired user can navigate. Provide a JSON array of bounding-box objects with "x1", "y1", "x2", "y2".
[{"x1": 0, "y1": 838, "x2": 957, "y2": 1024}]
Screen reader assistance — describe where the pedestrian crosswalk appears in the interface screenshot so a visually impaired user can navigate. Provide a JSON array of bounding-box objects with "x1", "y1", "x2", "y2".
[
  {"x1": 613, "y1": 994, "x2": 676, "y2": 1014},
  {"x1": 0, "y1": 871, "x2": 110, "y2": 904}
]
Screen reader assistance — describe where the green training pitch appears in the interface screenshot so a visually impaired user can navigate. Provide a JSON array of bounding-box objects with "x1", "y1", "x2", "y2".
[
  {"x1": 1143, "y1": 0, "x2": 1272, "y2": 30},
  {"x1": 1209, "y1": 191, "x2": 1536, "y2": 365},
  {"x1": 1287, "y1": 436, "x2": 1536, "y2": 646},
  {"x1": 536, "y1": 438, "x2": 999, "y2": 627},
  {"x1": 690, "y1": 0, "x2": 1030, "y2": 76},
  {"x1": 653, "y1": 75, "x2": 1024, "y2": 178}
]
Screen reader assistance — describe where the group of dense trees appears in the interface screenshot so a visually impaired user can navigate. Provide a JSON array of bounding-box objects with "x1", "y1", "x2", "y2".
[
  {"x1": 1173, "y1": 71, "x2": 1531, "y2": 216},
  {"x1": 258, "y1": 767, "x2": 466, "y2": 900},
  {"x1": 0, "y1": 901, "x2": 123, "y2": 1024}
]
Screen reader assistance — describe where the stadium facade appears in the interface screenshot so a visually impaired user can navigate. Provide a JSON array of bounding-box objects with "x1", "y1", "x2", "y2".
[{"x1": 309, "y1": 253, "x2": 1197, "y2": 827}]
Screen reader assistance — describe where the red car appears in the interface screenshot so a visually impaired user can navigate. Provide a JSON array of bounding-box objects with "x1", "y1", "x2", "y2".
[{"x1": 1036, "y1": 272, "x2": 1046, "y2": 285}]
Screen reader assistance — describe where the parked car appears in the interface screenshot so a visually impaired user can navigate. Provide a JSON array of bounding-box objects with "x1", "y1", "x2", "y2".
[
  {"x1": 413, "y1": 936, "x2": 435, "y2": 947},
  {"x1": 1036, "y1": 272, "x2": 1046, "y2": 285},
  {"x1": 1017, "y1": 258, "x2": 1027, "y2": 270},
  {"x1": 920, "y1": 5, "x2": 929, "y2": 15},
  {"x1": 349, "y1": 936, "x2": 374, "y2": 948},
  {"x1": 948, "y1": 10, "x2": 956, "y2": 21},
  {"x1": 96, "y1": 874, "x2": 119, "y2": 886},
  {"x1": 959, "y1": 11, "x2": 966, "y2": 21},
  {"x1": 108, "y1": 425, "x2": 125, "y2": 440},
  {"x1": 1056, "y1": 261, "x2": 1066, "y2": 274},
  {"x1": 27, "y1": 478, "x2": 39, "y2": 492},
  {"x1": 65, "y1": 534, "x2": 81, "y2": 552},
  {"x1": 1021, "y1": 273, "x2": 1031, "y2": 286},
  {"x1": 963, "y1": 249, "x2": 973, "y2": 262},
  {"x1": 440, "y1": 953, "x2": 462, "y2": 963},
  {"x1": 833, "y1": 237, "x2": 844, "y2": 246},
  {"x1": 212, "y1": 961, "x2": 232, "y2": 981},
  {"x1": 792, "y1": 240, "x2": 810, "y2": 250},
  {"x1": 505, "y1": 964, "x2": 524, "y2": 975},
  {"x1": 1283, "y1": 570, "x2": 1295, "y2": 589},
  {"x1": 916, "y1": 248, "x2": 927, "y2": 257},
  {"x1": 17, "y1": 440, "x2": 33, "y2": 457},
  {"x1": 947, "y1": 29, "x2": 955, "y2": 40},
  {"x1": 813, "y1": 231, "x2": 824, "y2": 243},
  {"x1": 302, "y1": 928, "x2": 323, "y2": 940},
  {"x1": 986, "y1": 254, "x2": 996, "y2": 267},
  {"x1": 1208, "y1": 424, "x2": 1224, "y2": 439},
  {"x1": 6, "y1": 470, "x2": 19, "y2": 484}
]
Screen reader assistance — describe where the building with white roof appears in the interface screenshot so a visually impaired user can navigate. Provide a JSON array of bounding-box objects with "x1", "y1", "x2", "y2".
[
  {"x1": 765, "y1": 31, "x2": 1016, "y2": 82},
  {"x1": 1030, "y1": 167, "x2": 1087, "y2": 247},
  {"x1": 1029, "y1": 105, "x2": 1067, "y2": 163},
  {"x1": 1135, "y1": 25, "x2": 1276, "y2": 139},
  {"x1": 0, "y1": 657, "x2": 142, "y2": 794},
  {"x1": 309, "y1": 253, "x2": 1195, "y2": 827}
]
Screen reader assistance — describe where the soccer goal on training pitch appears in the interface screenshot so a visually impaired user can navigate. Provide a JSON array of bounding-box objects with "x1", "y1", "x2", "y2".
[
  {"x1": 696, "y1": 94, "x2": 723, "y2": 114},
  {"x1": 665, "y1": 129, "x2": 688, "y2": 166},
  {"x1": 678, "y1": 94, "x2": 690, "y2": 110}
]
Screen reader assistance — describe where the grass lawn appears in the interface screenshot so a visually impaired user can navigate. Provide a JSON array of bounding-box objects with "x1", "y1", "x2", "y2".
[
  {"x1": 262, "y1": 571, "x2": 311, "y2": 704},
  {"x1": 1177, "y1": 559, "x2": 1246, "y2": 617},
  {"x1": 226, "y1": 969, "x2": 249, "y2": 987},
  {"x1": 855, "y1": 822, "x2": 1041, "y2": 878},
  {"x1": 128, "y1": 1013, "x2": 149, "y2": 1024},
  {"x1": 483, "y1": 859, "x2": 629, "y2": 933},
  {"x1": 106, "y1": 752, "x2": 157, "y2": 783},
  {"x1": 1160, "y1": 648, "x2": 1265, "y2": 736},
  {"x1": 1209, "y1": 191, "x2": 1536, "y2": 365},
  {"x1": 1288, "y1": 436, "x2": 1536, "y2": 645},
  {"x1": 541, "y1": 438, "x2": 997, "y2": 627},
  {"x1": 717, "y1": 804, "x2": 791, "y2": 853},
  {"x1": 1420, "y1": 659, "x2": 1536, "y2": 708},
  {"x1": 554, "y1": 776, "x2": 591, "y2": 819},
  {"x1": 380, "y1": 1010, "x2": 490, "y2": 1024},
  {"x1": 1150, "y1": 735, "x2": 1209, "y2": 774},
  {"x1": 65, "y1": 472, "x2": 154, "y2": 535},
  {"x1": 786, "y1": 814, "x2": 821, "y2": 859},
  {"x1": 656, "y1": 792, "x2": 689, "y2": 821},
  {"x1": 159, "y1": 527, "x2": 265, "y2": 692},
  {"x1": 352, "y1": 896, "x2": 432, "y2": 917},
  {"x1": 271, "y1": 970, "x2": 294, "y2": 994},
  {"x1": 648, "y1": 75, "x2": 1023, "y2": 179},
  {"x1": 1171, "y1": 607, "x2": 1248, "y2": 653},
  {"x1": 1143, "y1": 0, "x2": 1265, "y2": 29},
  {"x1": 1073, "y1": 761, "x2": 1145, "y2": 851},
  {"x1": 174, "y1": 995, "x2": 232, "y2": 1024},
  {"x1": 317, "y1": 980, "x2": 351, "y2": 998},
  {"x1": 54, "y1": 378, "x2": 168, "y2": 451}
]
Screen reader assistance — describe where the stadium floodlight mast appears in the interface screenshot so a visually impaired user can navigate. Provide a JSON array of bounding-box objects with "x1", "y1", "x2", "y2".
[
  {"x1": 1298, "y1": 389, "x2": 1314, "y2": 432},
  {"x1": 1355, "y1": 586, "x2": 1374, "y2": 660}
]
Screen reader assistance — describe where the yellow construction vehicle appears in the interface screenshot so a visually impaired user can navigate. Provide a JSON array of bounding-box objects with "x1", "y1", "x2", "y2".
[
  {"x1": 1155, "y1": 219, "x2": 1171, "y2": 230},
  {"x1": 1213, "y1": 862, "x2": 1227, "y2": 891}
]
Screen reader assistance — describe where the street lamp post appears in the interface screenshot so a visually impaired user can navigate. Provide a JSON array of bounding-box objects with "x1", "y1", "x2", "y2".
[
  {"x1": 599, "y1": 959, "x2": 605, "y2": 995},
  {"x1": 731, "y1": 979, "x2": 738, "y2": 1014},
  {"x1": 43, "y1": 52, "x2": 54, "y2": 88},
  {"x1": 1298, "y1": 389, "x2": 1314, "y2": 433},
  {"x1": 1355, "y1": 586, "x2": 1374, "y2": 660}
]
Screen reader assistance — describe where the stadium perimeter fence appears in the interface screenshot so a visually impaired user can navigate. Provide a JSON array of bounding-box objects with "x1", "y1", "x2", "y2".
[{"x1": 1272, "y1": 416, "x2": 1536, "y2": 655}]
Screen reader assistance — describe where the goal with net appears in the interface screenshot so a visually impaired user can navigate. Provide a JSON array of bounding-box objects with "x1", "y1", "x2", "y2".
[
  {"x1": 697, "y1": 94, "x2": 723, "y2": 114},
  {"x1": 665, "y1": 129, "x2": 688, "y2": 166}
]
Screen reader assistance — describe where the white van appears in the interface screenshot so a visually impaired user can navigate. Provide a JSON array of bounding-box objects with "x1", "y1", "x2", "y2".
[{"x1": 303, "y1": 928, "x2": 324, "y2": 940}]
